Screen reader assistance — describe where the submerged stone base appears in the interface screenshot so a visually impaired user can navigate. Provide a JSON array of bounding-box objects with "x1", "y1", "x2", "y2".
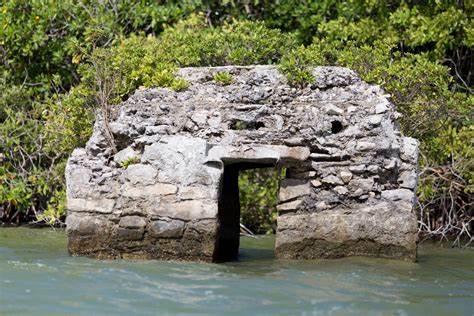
[
  {"x1": 66, "y1": 66, "x2": 419, "y2": 262},
  {"x1": 276, "y1": 202, "x2": 418, "y2": 261},
  {"x1": 67, "y1": 214, "x2": 218, "y2": 261}
]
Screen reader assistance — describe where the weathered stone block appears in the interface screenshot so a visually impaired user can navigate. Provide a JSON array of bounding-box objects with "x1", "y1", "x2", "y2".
[
  {"x1": 339, "y1": 171, "x2": 352, "y2": 183},
  {"x1": 114, "y1": 147, "x2": 138, "y2": 165},
  {"x1": 207, "y1": 145, "x2": 279, "y2": 164},
  {"x1": 348, "y1": 178, "x2": 375, "y2": 193},
  {"x1": 310, "y1": 180, "x2": 322, "y2": 187},
  {"x1": 333, "y1": 186, "x2": 349, "y2": 195},
  {"x1": 117, "y1": 227, "x2": 144, "y2": 241},
  {"x1": 273, "y1": 145, "x2": 311, "y2": 162},
  {"x1": 368, "y1": 115, "x2": 383, "y2": 126},
  {"x1": 279, "y1": 179, "x2": 310, "y2": 202},
  {"x1": 119, "y1": 216, "x2": 147, "y2": 229},
  {"x1": 398, "y1": 170, "x2": 418, "y2": 189},
  {"x1": 68, "y1": 198, "x2": 115, "y2": 214},
  {"x1": 400, "y1": 137, "x2": 419, "y2": 163},
  {"x1": 325, "y1": 104, "x2": 343, "y2": 115},
  {"x1": 321, "y1": 175, "x2": 344, "y2": 185},
  {"x1": 356, "y1": 141, "x2": 376, "y2": 151},
  {"x1": 66, "y1": 213, "x2": 108, "y2": 235},
  {"x1": 179, "y1": 186, "x2": 216, "y2": 200},
  {"x1": 149, "y1": 219, "x2": 185, "y2": 238},
  {"x1": 349, "y1": 164, "x2": 366, "y2": 173},
  {"x1": 374, "y1": 101, "x2": 389, "y2": 114},
  {"x1": 381, "y1": 189, "x2": 415, "y2": 202},
  {"x1": 121, "y1": 183, "x2": 177, "y2": 198},
  {"x1": 153, "y1": 200, "x2": 218, "y2": 220},
  {"x1": 141, "y1": 135, "x2": 210, "y2": 185},
  {"x1": 277, "y1": 200, "x2": 303, "y2": 212},
  {"x1": 123, "y1": 164, "x2": 157, "y2": 185},
  {"x1": 65, "y1": 166, "x2": 92, "y2": 198}
]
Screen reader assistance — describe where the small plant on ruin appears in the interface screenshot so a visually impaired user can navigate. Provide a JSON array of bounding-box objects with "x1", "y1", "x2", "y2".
[
  {"x1": 120, "y1": 156, "x2": 140, "y2": 169},
  {"x1": 170, "y1": 78, "x2": 190, "y2": 91},
  {"x1": 213, "y1": 72, "x2": 233, "y2": 86}
]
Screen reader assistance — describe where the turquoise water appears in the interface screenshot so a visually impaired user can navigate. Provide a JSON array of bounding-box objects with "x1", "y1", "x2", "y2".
[{"x1": 0, "y1": 228, "x2": 473, "y2": 315}]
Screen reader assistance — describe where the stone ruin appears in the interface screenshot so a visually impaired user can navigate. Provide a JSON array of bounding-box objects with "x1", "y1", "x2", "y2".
[{"x1": 66, "y1": 66, "x2": 419, "y2": 262}]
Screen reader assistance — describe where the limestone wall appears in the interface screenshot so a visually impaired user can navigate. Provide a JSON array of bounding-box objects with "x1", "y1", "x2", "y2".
[{"x1": 66, "y1": 66, "x2": 419, "y2": 261}]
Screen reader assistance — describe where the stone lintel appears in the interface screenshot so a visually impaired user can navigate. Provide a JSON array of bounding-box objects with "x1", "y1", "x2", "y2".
[{"x1": 207, "y1": 145, "x2": 310, "y2": 164}]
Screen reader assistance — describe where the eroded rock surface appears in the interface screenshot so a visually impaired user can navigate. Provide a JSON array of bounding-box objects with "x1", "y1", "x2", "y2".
[{"x1": 66, "y1": 65, "x2": 419, "y2": 262}]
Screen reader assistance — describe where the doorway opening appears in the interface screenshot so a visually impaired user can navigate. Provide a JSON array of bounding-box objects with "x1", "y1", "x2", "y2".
[{"x1": 213, "y1": 162, "x2": 283, "y2": 262}]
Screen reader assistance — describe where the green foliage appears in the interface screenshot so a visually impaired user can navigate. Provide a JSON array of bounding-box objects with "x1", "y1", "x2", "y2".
[
  {"x1": 120, "y1": 157, "x2": 140, "y2": 169},
  {"x1": 239, "y1": 168, "x2": 284, "y2": 234},
  {"x1": 278, "y1": 43, "x2": 328, "y2": 87},
  {"x1": 170, "y1": 78, "x2": 190, "y2": 92},
  {"x1": 0, "y1": 80, "x2": 60, "y2": 223},
  {"x1": 213, "y1": 71, "x2": 233, "y2": 86},
  {"x1": 0, "y1": 0, "x2": 196, "y2": 88},
  {"x1": 230, "y1": 120, "x2": 250, "y2": 131},
  {"x1": 37, "y1": 189, "x2": 66, "y2": 225},
  {"x1": 145, "y1": 14, "x2": 295, "y2": 67}
]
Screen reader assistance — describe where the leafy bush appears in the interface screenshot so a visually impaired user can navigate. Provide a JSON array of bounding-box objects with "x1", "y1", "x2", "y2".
[{"x1": 278, "y1": 42, "x2": 328, "y2": 87}]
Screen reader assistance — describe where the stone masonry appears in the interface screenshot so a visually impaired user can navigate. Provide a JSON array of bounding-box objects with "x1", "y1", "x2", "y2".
[{"x1": 66, "y1": 66, "x2": 419, "y2": 262}]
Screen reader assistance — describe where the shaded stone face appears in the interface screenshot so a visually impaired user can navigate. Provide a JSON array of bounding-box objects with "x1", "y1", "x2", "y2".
[{"x1": 65, "y1": 66, "x2": 419, "y2": 262}]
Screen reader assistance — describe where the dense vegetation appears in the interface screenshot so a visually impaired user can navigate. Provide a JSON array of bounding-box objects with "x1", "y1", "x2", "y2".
[{"x1": 0, "y1": 1, "x2": 472, "y2": 243}]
